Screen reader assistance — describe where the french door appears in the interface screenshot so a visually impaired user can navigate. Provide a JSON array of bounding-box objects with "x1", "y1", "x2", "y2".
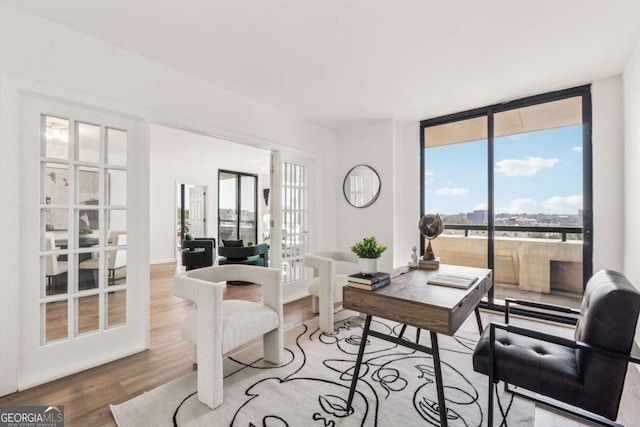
[
  {"x1": 270, "y1": 152, "x2": 312, "y2": 286},
  {"x1": 20, "y1": 95, "x2": 147, "y2": 388}
]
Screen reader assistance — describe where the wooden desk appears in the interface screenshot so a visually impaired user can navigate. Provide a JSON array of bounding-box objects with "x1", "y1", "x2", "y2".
[{"x1": 343, "y1": 264, "x2": 493, "y2": 427}]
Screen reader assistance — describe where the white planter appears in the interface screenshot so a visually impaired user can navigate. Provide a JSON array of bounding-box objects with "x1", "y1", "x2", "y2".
[{"x1": 358, "y1": 258, "x2": 379, "y2": 275}]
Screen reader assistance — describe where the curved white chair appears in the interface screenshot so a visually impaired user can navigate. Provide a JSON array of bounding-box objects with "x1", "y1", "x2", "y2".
[
  {"x1": 173, "y1": 264, "x2": 284, "y2": 409},
  {"x1": 303, "y1": 251, "x2": 359, "y2": 334}
]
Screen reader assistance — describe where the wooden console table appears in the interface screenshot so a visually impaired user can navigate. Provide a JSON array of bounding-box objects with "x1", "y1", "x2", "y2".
[{"x1": 343, "y1": 264, "x2": 493, "y2": 427}]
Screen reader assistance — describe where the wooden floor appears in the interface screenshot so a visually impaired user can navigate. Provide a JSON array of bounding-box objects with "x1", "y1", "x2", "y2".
[{"x1": 1, "y1": 262, "x2": 639, "y2": 426}]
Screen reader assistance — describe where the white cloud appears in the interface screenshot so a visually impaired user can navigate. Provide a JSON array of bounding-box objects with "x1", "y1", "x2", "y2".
[
  {"x1": 473, "y1": 203, "x2": 488, "y2": 211},
  {"x1": 572, "y1": 146, "x2": 582, "y2": 153},
  {"x1": 434, "y1": 187, "x2": 470, "y2": 197},
  {"x1": 510, "y1": 198, "x2": 538, "y2": 213},
  {"x1": 425, "y1": 170, "x2": 434, "y2": 177},
  {"x1": 542, "y1": 195, "x2": 582, "y2": 211},
  {"x1": 499, "y1": 198, "x2": 537, "y2": 214},
  {"x1": 495, "y1": 157, "x2": 559, "y2": 176}
]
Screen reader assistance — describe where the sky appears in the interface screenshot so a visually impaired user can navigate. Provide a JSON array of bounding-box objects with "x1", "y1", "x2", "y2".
[{"x1": 424, "y1": 125, "x2": 583, "y2": 216}]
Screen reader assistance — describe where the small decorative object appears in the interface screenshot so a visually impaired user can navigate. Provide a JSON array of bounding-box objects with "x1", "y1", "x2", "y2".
[
  {"x1": 408, "y1": 245, "x2": 418, "y2": 268},
  {"x1": 418, "y1": 214, "x2": 444, "y2": 269},
  {"x1": 350, "y1": 236, "x2": 387, "y2": 275}
]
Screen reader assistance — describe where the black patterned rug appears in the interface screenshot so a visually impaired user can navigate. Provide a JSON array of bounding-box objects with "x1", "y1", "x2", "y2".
[{"x1": 111, "y1": 311, "x2": 533, "y2": 426}]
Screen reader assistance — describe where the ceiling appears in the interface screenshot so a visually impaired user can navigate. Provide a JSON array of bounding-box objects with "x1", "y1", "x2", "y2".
[{"x1": 3, "y1": 0, "x2": 640, "y2": 130}]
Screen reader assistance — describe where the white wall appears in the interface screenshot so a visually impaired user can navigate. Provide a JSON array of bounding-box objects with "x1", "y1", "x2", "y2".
[
  {"x1": 624, "y1": 40, "x2": 640, "y2": 286},
  {"x1": 0, "y1": 4, "x2": 337, "y2": 397},
  {"x1": 340, "y1": 79, "x2": 627, "y2": 278},
  {"x1": 592, "y1": 77, "x2": 625, "y2": 273},
  {"x1": 336, "y1": 120, "x2": 395, "y2": 272},
  {"x1": 393, "y1": 121, "x2": 422, "y2": 267},
  {"x1": 149, "y1": 125, "x2": 271, "y2": 263}
]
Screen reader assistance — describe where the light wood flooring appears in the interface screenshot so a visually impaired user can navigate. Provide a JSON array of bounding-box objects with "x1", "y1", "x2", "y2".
[{"x1": 1, "y1": 262, "x2": 639, "y2": 426}]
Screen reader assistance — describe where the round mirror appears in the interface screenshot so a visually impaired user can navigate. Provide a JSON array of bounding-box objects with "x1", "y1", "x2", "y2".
[{"x1": 343, "y1": 165, "x2": 381, "y2": 208}]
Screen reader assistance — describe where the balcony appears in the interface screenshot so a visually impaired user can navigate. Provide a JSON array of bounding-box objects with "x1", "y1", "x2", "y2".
[{"x1": 430, "y1": 225, "x2": 584, "y2": 308}]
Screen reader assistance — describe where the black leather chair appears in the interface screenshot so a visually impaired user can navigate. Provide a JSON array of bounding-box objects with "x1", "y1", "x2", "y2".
[
  {"x1": 473, "y1": 269, "x2": 640, "y2": 426},
  {"x1": 181, "y1": 236, "x2": 216, "y2": 270}
]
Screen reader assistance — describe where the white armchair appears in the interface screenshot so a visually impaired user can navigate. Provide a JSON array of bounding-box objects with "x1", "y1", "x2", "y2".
[
  {"x1": 303, "y1": 251, "x2": 359, "y2": 334},
  {"x1": 172, "y1": 264, "x2": 284, "y2": 409}
]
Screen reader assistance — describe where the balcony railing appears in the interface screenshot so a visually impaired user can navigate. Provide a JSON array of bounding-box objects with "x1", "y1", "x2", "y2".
[
  {"x1": 431, "y1": 224, "x2": 584, "y2": 303},
  {"x1": 444, "y1": 224, "x2": 582, "y2": 242}
]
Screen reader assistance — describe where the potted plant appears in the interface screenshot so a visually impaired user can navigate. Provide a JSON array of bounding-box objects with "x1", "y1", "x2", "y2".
[{"x1": 350, "y1": 236, "x2": 387, "y2": 275}]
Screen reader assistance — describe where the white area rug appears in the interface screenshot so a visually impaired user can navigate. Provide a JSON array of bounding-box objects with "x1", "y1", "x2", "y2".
[{"x1": 111, "y1": 311, "x2": 533, "y2": 426}]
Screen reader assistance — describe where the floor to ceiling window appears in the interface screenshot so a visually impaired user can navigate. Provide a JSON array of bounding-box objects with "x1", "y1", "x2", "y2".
[
  {"x1": 218, "y1": 170, "x2": 258, "y2": 244},
  {"x1": 421, "y1": 86, "x2": 592, "y2": 309}
]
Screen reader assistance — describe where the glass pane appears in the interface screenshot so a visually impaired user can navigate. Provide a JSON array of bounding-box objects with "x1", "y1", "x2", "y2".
[
  {"x1": 78, "y1": 252, "x2": 100, "y2": 291},
  {"x1": 107, "y1": 128, "x2": 127, "y2": 166},
  {"x1": 240, "y1": 175, "x2": 257, "y2": 244},
  {"x1": 106, "y1": 246, "x2": 127, "y2": 287},
  {"x1": 219, "y1": 172, "x2": 238, "y2": 241},
  {"x1": 106, "y1": 209, "x2": 127, "y2": 237},
  {"x1": 424, "y1": 116, "x2": 488, "y2": 267},
  {"x1": 44, "y1": 300, "x2": 68, "y2": 343},
  {"x1": 43, "y1": 116, "x2": 69, "y2": 159},
  {"x1": 77, "y1": 122, "x2": 100, "y2": 163},
  {"x1": 42, "y1": 253, "x2": 68, "y2": 296},
  {"x1": 107, "y1": 169, "x2": 127, "y2": 206},
  {"x1": 107, "y1": 290, "x2": 126, "y2": 328},
  {"x1": 42, "y1": 208, "x2": 68, "y2": 249},
  {"x1": 76, "y1": 209, "x2": 100, "y2": 248},
  {"x1": 493, "y1": 98, "x2": 583, "y2": 308},
  {"x1": 77, "y1": 295, "x2": 99, "y2": 335},
  {"x1": 78, "y1": 166, "x2": 99, "y2": 204},
  {"x1": 45, "y1": 163, "x2": 70, "y2": 206}
]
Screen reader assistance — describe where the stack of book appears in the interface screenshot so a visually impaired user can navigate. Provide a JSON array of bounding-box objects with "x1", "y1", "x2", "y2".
[
  {"x1": 418, "y1": 256, "x2": 440, "y2": 270},
  {"x1": 347, "y1": 272, "x2": 391, "y2": 291}
]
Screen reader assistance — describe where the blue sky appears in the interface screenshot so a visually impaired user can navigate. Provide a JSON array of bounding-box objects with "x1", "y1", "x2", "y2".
[{"x1": 424, "y1": 125, "x2": 583, "y2": 215}]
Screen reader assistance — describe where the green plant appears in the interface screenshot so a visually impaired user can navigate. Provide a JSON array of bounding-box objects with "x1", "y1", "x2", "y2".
[{"x1": 350, "y1": 236, "x2": 387, "y2": 259}]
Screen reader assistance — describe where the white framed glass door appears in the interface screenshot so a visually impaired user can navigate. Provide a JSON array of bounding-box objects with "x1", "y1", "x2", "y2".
[
  {"x1": 270, "y1": 152, "x2": 312, "y2": 286},
  {"x1": 19, "y1": 95, "x2": 146, "y2": 388}
]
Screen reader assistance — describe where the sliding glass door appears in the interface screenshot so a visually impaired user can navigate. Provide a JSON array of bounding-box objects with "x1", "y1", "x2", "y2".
[
  {"x1": 421, "y1": 86, "x2": 592, "y2": 309},
  {"x1": 218, "y1": 170, "x2": 258, "y2": 244}
]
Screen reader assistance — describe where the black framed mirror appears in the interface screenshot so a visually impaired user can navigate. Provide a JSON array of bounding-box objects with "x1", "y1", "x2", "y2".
[{"x1": 343, "y1": 164, "x2": 381, "y2": 208}]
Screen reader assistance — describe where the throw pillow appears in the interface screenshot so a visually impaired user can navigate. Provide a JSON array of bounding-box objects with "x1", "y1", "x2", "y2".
[{"x1": 222, "y1": 239, "x2": 244, "y2": 247}]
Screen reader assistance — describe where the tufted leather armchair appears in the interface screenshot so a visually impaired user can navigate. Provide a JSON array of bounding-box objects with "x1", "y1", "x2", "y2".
[{"x1": 473, "y1": 269, "x2": 640, "y2": 426}]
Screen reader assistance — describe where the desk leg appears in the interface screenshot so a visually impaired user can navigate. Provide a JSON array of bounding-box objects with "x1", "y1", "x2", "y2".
[
  {"x1": 475, "y1": 306, "x2": 483, "y2": 334},
  {"x1": 430, "y1": 332, "x2": 448, "y2": 427},
  {"x1": 347, "y1": 315, "x2": 372, "y2": 410}
]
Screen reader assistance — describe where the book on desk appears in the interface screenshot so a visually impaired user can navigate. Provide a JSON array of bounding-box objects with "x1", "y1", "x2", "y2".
[
  {"x1": 427, "y1": 273, "x2": 478, "y2": 289},
  {"x1": 347, "y1": 271, "x2": 391, "y2": 291}
]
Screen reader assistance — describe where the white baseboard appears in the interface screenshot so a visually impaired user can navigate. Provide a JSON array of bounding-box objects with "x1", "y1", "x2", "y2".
[{"x1": 150, "y1": 258, "x2": 176, "y2": 265}]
